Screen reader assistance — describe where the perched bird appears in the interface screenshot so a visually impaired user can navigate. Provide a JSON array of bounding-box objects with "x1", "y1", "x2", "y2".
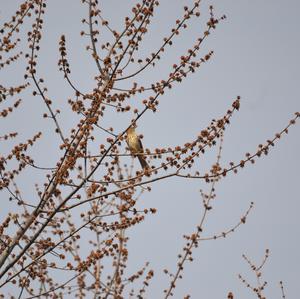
[{"x1": 126, "y1": 125, "x2": 149, "y2": 170}]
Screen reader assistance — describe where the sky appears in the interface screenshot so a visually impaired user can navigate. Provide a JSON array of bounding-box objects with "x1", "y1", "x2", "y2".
[{"x1": 1, "y1": 0, "x2": 299, "y2": 298}]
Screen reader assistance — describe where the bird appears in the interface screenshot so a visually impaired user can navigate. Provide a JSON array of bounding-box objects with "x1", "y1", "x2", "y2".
[{"x1": 126, "y1": 125, "x2": 149, "y2": 170}]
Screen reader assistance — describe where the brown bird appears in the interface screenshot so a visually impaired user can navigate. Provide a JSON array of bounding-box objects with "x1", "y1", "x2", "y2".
[{"x1": 126, "y1": 125, "x2": 149, "y2": 170}]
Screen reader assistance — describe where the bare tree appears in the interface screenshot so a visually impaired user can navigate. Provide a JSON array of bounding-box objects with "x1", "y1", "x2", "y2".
[{"x1": 0, "y1": 1, "x2": 298, "y2": 298}]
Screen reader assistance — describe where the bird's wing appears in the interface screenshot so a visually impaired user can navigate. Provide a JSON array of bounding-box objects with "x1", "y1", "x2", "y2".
[{"x1": 138, "y1": 138, "x2": 144, "y2": 152}]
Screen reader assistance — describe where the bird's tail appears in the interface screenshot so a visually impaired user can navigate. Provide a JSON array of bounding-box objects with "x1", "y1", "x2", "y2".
[{"x1": 138, "y1": 155, "x2": 149, "y2": 170}]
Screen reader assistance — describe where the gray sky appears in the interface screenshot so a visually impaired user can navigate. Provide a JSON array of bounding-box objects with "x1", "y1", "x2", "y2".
[{"x1": 1, "y1": 0, "x2": 299, "y2": 298}]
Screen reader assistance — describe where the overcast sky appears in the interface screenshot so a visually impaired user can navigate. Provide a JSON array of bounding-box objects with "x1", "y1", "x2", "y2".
[{"x1": 1, "y1": 1, "x2": 300, "y2": 298}]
